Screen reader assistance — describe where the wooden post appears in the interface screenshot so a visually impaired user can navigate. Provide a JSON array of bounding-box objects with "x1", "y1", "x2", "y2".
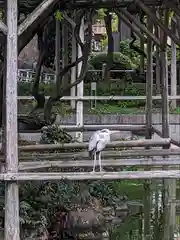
[
  {"x1": 76, "y1": 17, "x2": 84, "y2": 142},
  {"x1": 159, "y1": 9, "x2": 176, "y2": 240},
  {"x1": 71, "y1": 28, "x2": 76, "y2": 109},
  {"x1": 140, "y1": 14, "x2": 144, "y2": 74},
  {"x1": 170, "y1": 19, "x2": 177, "y2": 110},
  {"x1": 55, "y1": 17, "x2": 60, "y2": 85},
  {"x1": 144, "y1": 16, "x2": 153, "y2": 239},
  {"x1": 5, "y1": 0, "x2": 19, "y2": 239},
  {"x1": 62, "y1": 21, "x2": 69, "y2": 84},
  {"x1": 155, "y1": 10, "x2": 161, "y2": 95}
]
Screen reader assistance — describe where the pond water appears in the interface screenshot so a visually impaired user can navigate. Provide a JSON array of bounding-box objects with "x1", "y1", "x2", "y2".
[{"x1": 110, "y1": 180, "x2": 180, "y2": 240}]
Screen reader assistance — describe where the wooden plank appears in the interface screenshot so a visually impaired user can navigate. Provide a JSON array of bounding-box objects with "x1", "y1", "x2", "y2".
[
  {"x1": 170, "y1": 19, "x2": 177, "y2": 110},
  {"x1": 119, "y1": 8, "x2": 161, "y2": 47},
  {"x1": 0, "y1": 148, "x2": 180, "y2": 162},
  {"x1": 71, "y1": 27, "x2": 77, "y2": 109},
  {"x1": 42, "y1": 124, "x2": 146, "y2": 132},
  {"x1": 2, "y1": 170, "x2": 180, "y2": 181},
  {"x1": 146, "y1": 16, "x2": 153, "y2": 139},
  {"x1": 76, "y1": 17, "x2": 84, "y2": 142},
  {"x1": 144, "y1": 16, "x2": 153, "y2": 237},
  {"x1": 14, "y1": 148, "x2": 180, "y2": 161},
  {"x1": 16, "y1": 158, "x2": 180, "y2": 171},
  {"x1": 55, "y1": 16, "x2": 61, "y2": 86},
  {"x1": 16, "y1": 95, "x2": 180, "y2": 100},
  {"x1": 17, "y1": 139, "x2": 171, "y2": 152},
  {"x1": 135, "y1": 0, "x2": 180, "y2": 46},
  {"x1": 5, "y1": 0, "x2": 19, "y2": 240},
  {"x1": 115, "y1": 10, "x2": 147, "y2": 42},
  {"x1": 18, "y1": 0, "x2": 59, "y2": 36}
]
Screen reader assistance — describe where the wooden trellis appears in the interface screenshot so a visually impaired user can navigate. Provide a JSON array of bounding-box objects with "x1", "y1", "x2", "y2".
[{"x1": 2, "y1": 0, "x2": 180, "y2": 239}]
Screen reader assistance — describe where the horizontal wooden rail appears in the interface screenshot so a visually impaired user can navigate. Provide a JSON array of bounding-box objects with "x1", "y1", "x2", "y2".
[
  {"x1": 1, "y1": 170, "x2": 180, "y2": 180},
  {"x1": 17, "y1": 95, "x2": 180, "y2": 100},
  {"x1": 17, "y1": 139, "x2": 171, "y2": 152},
  {"x1": 42, "y1": 124, "x2": 146, "y2": 132},
  {"x1": 16, "y1": 158, "x2": 180, "y2": 171},
  {"x1": 12, "y1": 148, "x2": 180, "y2": 162},
  {"x1": 153, "y1": 127, "x2": 180, "y2": 147}
]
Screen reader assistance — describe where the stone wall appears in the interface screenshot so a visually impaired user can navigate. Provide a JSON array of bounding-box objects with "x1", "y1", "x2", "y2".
[{"x1": 20, "y1": 113, "x2": 180, "y2": 142}]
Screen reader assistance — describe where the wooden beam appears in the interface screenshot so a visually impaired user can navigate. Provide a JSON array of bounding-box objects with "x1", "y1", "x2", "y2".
[
  {"x1": 170, "y1": 19, "x2": 177, "y2": 110},
  {"x1": 18, "y1": 0, "x2": 59, "y2": 36},
  {"x1": 146, "y1": 16, "x2": 153, "y2": 139},
  {"x1": 114, "y1": 10, "x2": 147, "y2": 42},
  {"x1": 119, "y1": 8, "x2": 161, "y2": 47},
  {"x1": 55, "y1": 16, "x2": 61, "y2": 86},
  {"x1": 15, "y1": 158, "x2": 180, "y2": 171},
  {"x1": 155, "y1": 10, "x2": 161, "y2": 94},
  {"x1": 16, "y1": 139, "x2": 171, "y2": 152},
  {"x1": 17, "y1": 95, "x2": 180, "y2": 100},
  {"x1": 135, "y1": 0, "x2": 180, "y2": 47},
  {"x1": 1, "y1": 170, "x2": 180, "y2": 181},
  {"x1": 153, "y1": 127, "x2": 180, "y2": 147},
  {"x1": 42, "y1": 124, "x2": 146, "y2": 132},
  {"x1": 5, "y1": 0, "x2": 19, "y2": 240},
  {"x1": 1, "y1": 148, "x2": 180, "y2": 162}
]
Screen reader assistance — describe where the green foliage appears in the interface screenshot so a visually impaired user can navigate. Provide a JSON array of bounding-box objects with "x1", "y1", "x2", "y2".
[
  {"x1": 89, "y1": 52, "x2": 137, "y2": 70},
  {"x1": 97, "y1": 9, "x2": 106, "y2": 19},
  {"x1": 119, "y1": 39, "x2": 141, "y2": 68},
  {"x1": 40, "y1": 125, "x2": 73, "y2": 144},
  {"x1": 54, "y1": 10, "x2": 64, "y2": 21},
  {"x1": 19, "y1": 181, "x2": 80, "y2": 229},
  {"x1": 18, "y1": 82, "x2": 54, "y2": 96},
  {"x1": 89, "y1": 180, "x2": 126, "y2": 206},
  {"x1": 117, "y1": 83, "x2": 145, "y2": 108}
]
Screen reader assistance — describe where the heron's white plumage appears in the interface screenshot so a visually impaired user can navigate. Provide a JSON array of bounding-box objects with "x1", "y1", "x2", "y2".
[
  {"x1": 88, "y1": 129, "x2": 111, "y2": 153},
  {"x1": 88, "y1": 129, "x2": 119, "y2": 172}
]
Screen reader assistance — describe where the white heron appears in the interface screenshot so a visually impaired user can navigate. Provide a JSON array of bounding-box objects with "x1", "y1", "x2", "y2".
[{"x1": 88, "y1": 129, "x2": 120, "y2": 172}]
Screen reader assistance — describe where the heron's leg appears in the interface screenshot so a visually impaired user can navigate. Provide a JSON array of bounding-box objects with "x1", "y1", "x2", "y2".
[
  {"x1": 92, "y1": 152, "x2": 97, "y2": 172},
  {"x1": 98, "y1": 151, "x2": 102, "y2": 172}
]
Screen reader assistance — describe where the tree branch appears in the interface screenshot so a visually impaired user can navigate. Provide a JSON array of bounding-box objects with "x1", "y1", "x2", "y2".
[{"x1": 44, "y1": 10, "x2": 94, "y2": 122}]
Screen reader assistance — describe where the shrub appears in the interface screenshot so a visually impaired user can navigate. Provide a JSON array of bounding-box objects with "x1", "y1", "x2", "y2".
[
  {"x1": 119, "y1": 39, "x2": 141, "y2": 68},
  {"x1": 117, "y1": 82, "x2": 145, "y2": 108},
  {"x1": 89, "y1": 52, "x2": 137, "y2": 70},
  {"x1": 18, "y1": 82, "x2": 54, "y2": 96}
]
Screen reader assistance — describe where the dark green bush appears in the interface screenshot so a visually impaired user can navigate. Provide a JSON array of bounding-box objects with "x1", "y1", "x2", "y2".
[
  {"x1": 117, "y1": 82, "x2": 145, "y2": 108},
  {"x1": 18, "y1": 82, "x2": 54, "y2": 96},
  {"x1": 89, "y1": 52, "x2": 137, "y2": 70},
  {"x1": 119, "y1": 39, "x2": 141, "y2": 68}
]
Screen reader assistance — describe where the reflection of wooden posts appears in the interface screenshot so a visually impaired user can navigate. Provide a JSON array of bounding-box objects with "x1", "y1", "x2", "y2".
[
  {"x1": 138, "y1": 205, "x2": 143, "y2": 238},
  {"x1": 76, "y1": 17, "x2": 84, "y2": 142},
  {"x1": 5, "y1": 0, "x2": 19, "y2": 239},
  {"x1": 144, "y1": 15, "x2": 153, "y2": 239},
  {"x1": 153, "y1": 189, "x2": 160, "y2": 239},
  {"x1": 170, "y1": 19, "x2": 177, "y2": 110},
  {"x1": 71, "y1": 28, "x2": 76, "y2": 109}
]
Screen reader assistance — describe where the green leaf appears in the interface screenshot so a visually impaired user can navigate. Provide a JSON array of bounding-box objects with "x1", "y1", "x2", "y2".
[{"x1": 54, "y1": 10, "x2": 64, "y2": 21}]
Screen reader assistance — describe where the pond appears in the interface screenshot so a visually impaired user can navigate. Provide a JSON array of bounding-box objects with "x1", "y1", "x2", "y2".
[
  {"x1": 0, "y1": 180, "x2": 179, "y2": 240},
  {"x1": 110, "y1": 180, "x2": 180, "y2": 240}
]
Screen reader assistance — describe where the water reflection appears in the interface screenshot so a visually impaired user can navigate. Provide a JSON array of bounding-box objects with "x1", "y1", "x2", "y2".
[{"x1": 110, "y1": 181, "x2": 180, "y2": 240}]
